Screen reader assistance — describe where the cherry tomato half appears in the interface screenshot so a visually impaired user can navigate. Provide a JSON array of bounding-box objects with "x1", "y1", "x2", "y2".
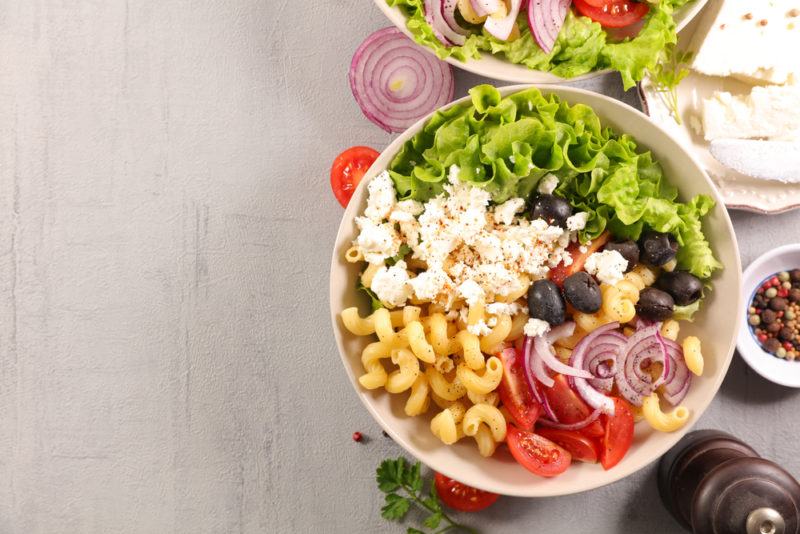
[
  {"x1": 600, "y1": 397, "x2": 635, "y2": 470},
  {"x1": 542, "y1": 374, "x2": 604, "y2": 438},
  {"x1": 434, "y1": 472, "x2": 499, "y2": 512},
  {"x1": 330, "y1": 146, "x2": 380, "y2": 208},
  {"x1": 536, "y1": 428, "x2": 599, "y2": 463},
  {"x1": 549, "y1": 231, "x2": 611, "y2": 286},
  {"x1": 506, "y1": 425, "x2": 572, "y2": 477},
  {"x1": 573, "y1": 0, "x2": 649, "y2": 28},
  {"x1": 497, "y1": 347, "x2": 541, "y2": 431}
]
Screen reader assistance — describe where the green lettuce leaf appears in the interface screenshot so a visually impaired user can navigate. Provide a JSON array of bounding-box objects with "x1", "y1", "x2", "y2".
[
  {"x1": 386, "y1": 0, "x2": 681, "y2": 88},
  {"x1": 387, "y1": 84, "x2": 721, "y2": 279}
]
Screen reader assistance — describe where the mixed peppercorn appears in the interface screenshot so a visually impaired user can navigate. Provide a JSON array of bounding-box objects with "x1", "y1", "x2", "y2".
[{"x1": 748, "y1": 270, "x2": 800, "y2": 361}]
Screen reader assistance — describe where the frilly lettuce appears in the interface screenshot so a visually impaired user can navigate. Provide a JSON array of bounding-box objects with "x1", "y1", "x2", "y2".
[
  {"x1": 387, "y1": 85, "x2": 721, "y2": 279},
  {"x1": 386, "y1": 0, "x2": 682, "y2": 89}
]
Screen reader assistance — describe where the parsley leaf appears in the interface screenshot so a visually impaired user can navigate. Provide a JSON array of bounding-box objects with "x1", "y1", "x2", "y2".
[
  {"x1": 382, "y1": 493, "x2": 411, "y2": 521},
  {"x1": 356, "y1": 277, "x2": 384, "y2": 312},
  {"x1": 377, "y1": 458, "x2": 404, "y2": 493},
  {"x1": 423, "y1": 512, "x2": 442, "y2": 529}
]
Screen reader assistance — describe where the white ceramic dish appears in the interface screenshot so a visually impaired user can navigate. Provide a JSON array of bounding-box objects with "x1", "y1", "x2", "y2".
[
  {"x1": 639, "y1": 10, "x2": 800, "y2": 214},
  {"x1": 737, "y1": 245, "x2": 800, "y2": 388},
  {"x1": 374, "y1": 0, "x2": 708, "y2": 84},
  {"x1": 329, "y1": 84, "x2": 741, "y2": 497}
]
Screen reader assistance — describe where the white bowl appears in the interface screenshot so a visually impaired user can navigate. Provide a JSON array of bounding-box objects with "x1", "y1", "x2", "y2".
[
  {"x1": 329, "y1": 84, "x2": 741, "y2": 497},
  {"x1": 737, "y1": 245, "x2": 800, "y2": 388},
  {"x1": 373, "y1": 0, "x2": 709, "y2": 84}
]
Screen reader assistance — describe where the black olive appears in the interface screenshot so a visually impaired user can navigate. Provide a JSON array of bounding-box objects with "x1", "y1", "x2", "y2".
[
  {"x1": 604, "y1": 240, "x2": 640, "y2": 272},
  {"x1": 528, "y1": 279, "x2": 566, "y2": 326},
  {"x1": 530, "y1": 194, "x2": 572, "y2": 228},
  {"x1": 563, "y1": 272, "x2": 602, "y2": 313},
  {"x1": 655, "y1": 271, "x2": 703, "y2": 306},
  {"x1": 640, "y1": 232, "x2": 678, "y2": 266},
  {"x1": 635, "y1": 287, "x2": 675, "y2": 321}
]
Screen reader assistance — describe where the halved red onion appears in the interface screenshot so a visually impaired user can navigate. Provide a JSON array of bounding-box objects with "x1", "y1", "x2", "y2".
[
  {"x1": 661, "y1": 337, "x2": 692, "y2": 406},
  {"x1": 534, "y1": 335, "x2": 593, "y2": 380},
  {"x1": 442, "y1": 0, "x2": 471, "y2": 36},
  {"x1": 425, "y1": 0, "x2": 466, "y2": 45},
  {"x1": 484, "y1": 0, "x2": 523, "y2": 41},
  {"x1": 470, "y1": 0, "x2": 504, "y2": 16},
  {"x1": 615, "y1": 325, "x2": 669, "y2": 407},
  {"x1": 568, "y1": 322, "x2": 625, "y2": 415},
  {"x1": 538, "y1": 408, "x2": 601, "y2": 430},
  {"x1": 349, "y1": 28, "x2": 455, "y2": 133},
  {"x1": 527, "y1": 0, "x2": 570, "y2": 53}
]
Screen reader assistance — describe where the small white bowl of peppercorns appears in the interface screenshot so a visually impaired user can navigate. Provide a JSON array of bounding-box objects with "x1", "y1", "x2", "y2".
[{"x1": 738, "y1": 244, "x2": 800, "y2": 387}]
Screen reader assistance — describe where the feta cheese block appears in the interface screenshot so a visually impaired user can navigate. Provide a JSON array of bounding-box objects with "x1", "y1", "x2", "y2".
[
  {"x1": 690, "y1": 0, "x2": 800, "y2": 85},
  {"x1": 701, "y1": 84, "x2": 800, "y2": 141}
]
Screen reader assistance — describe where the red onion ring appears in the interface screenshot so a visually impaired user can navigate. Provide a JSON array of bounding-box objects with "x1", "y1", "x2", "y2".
[
  {"x1": 523, "y1": 336, "x2": 558, "y2": 420},
  {"x1": 484, "y1": 0, "x2": 523, "y2": 41},
  {"x1": 534, "y1": 335, "x2": 593, "y2": 380},
  {"x1": 538, "y1": 408, "x2": 601, "y2": 431},
  {"x1": 425, "y1": 0, "x2": 466, "y2": 45},
  {"x1": 568, "y1": 322, "x2": 625, "y2": 415},
  {"x1": 441, "y1": 0, "x2": 471, "y2": 36},
  {"x1": 349, "y1": 28, "x2": 455, "y2": 133},
  {"x1": 527, "y1": 0, "x2": 570, "y2": 54},
  {"x1": 661, "y1": 337, "x2": 692, "y2": 406},
  {"x1": 615, "y1": 325, "x2": 670, "y2": 406},
  {"x1": 470, "y1": 0, "x2": 503, "y2": 16}
]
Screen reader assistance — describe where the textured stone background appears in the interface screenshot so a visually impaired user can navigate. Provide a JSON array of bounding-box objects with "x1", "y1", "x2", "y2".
[{"x1": 1, "y1": 1, "x2": 799, "y2": 533}]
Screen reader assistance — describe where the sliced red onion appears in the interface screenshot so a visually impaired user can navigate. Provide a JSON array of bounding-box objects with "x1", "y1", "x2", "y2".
[
  {"x1": 523, "y1": 337, "x2": 558, "y2": 420},
  {"x1": 349, "y1": 27, "x2": 455, "y2": 133},
  {"x1": 546, "y1": 321, "x2": 575, "y2": 344},
  {"x1": 527, "y1": 0, "x2": 570, "y2": 54},
  {"x1": 425, "y1": 0, "x2": 466, "y2": 45},
  {"x1": 568, "y1": 322, "x2": 625, "y2": 415},
  {"x1": 615, "y1": 325, "x2": 670, "y2": 407},
  {"x1": 538, "y1": 408, "x2": 601, "y2": 431},
  {"x1": 470, "y1": 0, "x2": 503, "y2": 16},
  {"x1": 441, "y1": 0, "x2": 471, "y2": 36},
  {"x1": 661, "y1": 338, "x2": 692, "y2": 406},
  {"x1": 484, "y1": 0, "x2": 523, "y2": 41},
  {"x1": 535, "y1": 335, "x2": 593, "y2": 380}
]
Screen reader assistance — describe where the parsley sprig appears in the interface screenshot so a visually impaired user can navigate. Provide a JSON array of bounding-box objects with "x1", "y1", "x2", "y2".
[
  {"x1": 647, "y1": 44, "x2": 693, "y2": 125},
  {"x1": 377, "y1": 457, "x2": 479, "y2": 534}
]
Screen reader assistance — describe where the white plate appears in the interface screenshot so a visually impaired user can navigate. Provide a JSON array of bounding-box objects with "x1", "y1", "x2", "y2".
[
  {"x1": 330, "y1": 84, "x2": 741, "y2": 497},
  {"x1": 639, "y1": 10, "x2": 800, "y2": 214},
  {"x1": 374, "y1": 0, "x2": 709, "y2": 84},
  {"x1": 737, "y1": 244, "x2": 800, "y2": 388}
]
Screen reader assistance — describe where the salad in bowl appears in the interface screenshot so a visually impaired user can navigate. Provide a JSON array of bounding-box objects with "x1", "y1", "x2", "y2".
[
  {"x1": 330, "y1": 84, "x2": 740, "y2": 496},
  {"x1": 379, "y1": 0, "x2": 707, "y2": 87}
]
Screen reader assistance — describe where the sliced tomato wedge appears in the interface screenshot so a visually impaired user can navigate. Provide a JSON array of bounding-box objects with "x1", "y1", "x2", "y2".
[
  {"x1": 434, "y1": 472, "x2": 499, "y2": 512},
  {"x1": 549, "y1": 231, "x2": 611, "y2": 286},
  {"x1": 497, "y1": 347, "x2": 541, "y2": 431},
  {"x1": 600, "y1": 397, "x2": 635, "y2": 470},
  {"x1": 541, "y1": 374, "x2": 604, "y2": 438},
  {"x1": 330, "y1": 146, "x2": 380, "y2": 208},
  {"x1": 573, "y1": 0, "x2": 649, "y2": 28},
  {"x1": 536, "y1": 428, "x2": 599, "y2": 463},
  {"x1": 506, "y1": 425, "x2": 572, "y2": 477}
]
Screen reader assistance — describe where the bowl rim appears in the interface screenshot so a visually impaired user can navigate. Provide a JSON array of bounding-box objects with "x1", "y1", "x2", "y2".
[
  {"x1": 372, "y1": 0, "x2": 709, "y2": 84},
  {"x1": 737, "y1": 243, "x2": 800, "y2": 388},
  {"x1": 329, "y1": 84, "x2": 741, "y2": 497}
]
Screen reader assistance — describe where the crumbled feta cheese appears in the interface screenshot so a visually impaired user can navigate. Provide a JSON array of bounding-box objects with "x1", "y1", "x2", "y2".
[
  {"x1": 389, "y1": 199, "x2": 424, "y2": 223},
  {"x1": 364, "y1": 172, "x2": 397, "y2": 222},
  {"x1": 467, "y1": 320, "x2": 492, "y2": 337},
  {"x1": 537, "y1": 174, "x2": 559, "y2": 195},
  {"x1": 487, "y1": 316, "x2": 497, "y2": 327},
  {"x1": 354, "y1": 217, "x2": 401, "y2": 264},
  {"x1": 493, "y1": 198, "x2": 526, "y2": 226},
  {"x1": 485, "y1": 302, "x2": 528, "y2": 316},
  {"x1": 370, "y1": 261, "x2": 412, "y2": 308},
  {"x1": 458, "y1": 279, "x2": 485, "y2": 307},
  {"x1": 524, "y1": 318, "x2": 550, "y2": 338},
  {"x1": 579, "y1": 245, "x2": 589, "y2": 254},
  {"x1": 566, "y1": 212, "x2": 589, "y2": 232},
  {"x1": 408, "y1": 267, "x2": 454, "y2": 303},
  {"x1": 584, "y1": 250, "x2": 628, "y2": 285}
]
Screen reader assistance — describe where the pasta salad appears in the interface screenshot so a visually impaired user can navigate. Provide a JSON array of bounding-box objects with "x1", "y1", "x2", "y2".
[{"x1": 339, "y1": 85, "x2": 720, "y2": 477}]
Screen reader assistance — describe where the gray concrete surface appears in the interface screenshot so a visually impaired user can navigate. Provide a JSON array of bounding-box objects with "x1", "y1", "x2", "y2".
[{"x1": 1, "y1": 1, "x2": 798, "y2": 533}]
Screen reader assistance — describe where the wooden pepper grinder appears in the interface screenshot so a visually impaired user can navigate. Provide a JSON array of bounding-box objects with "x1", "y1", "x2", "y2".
[{"x1": 659, "y1": 429, "x2": 800, "y2": 534}]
